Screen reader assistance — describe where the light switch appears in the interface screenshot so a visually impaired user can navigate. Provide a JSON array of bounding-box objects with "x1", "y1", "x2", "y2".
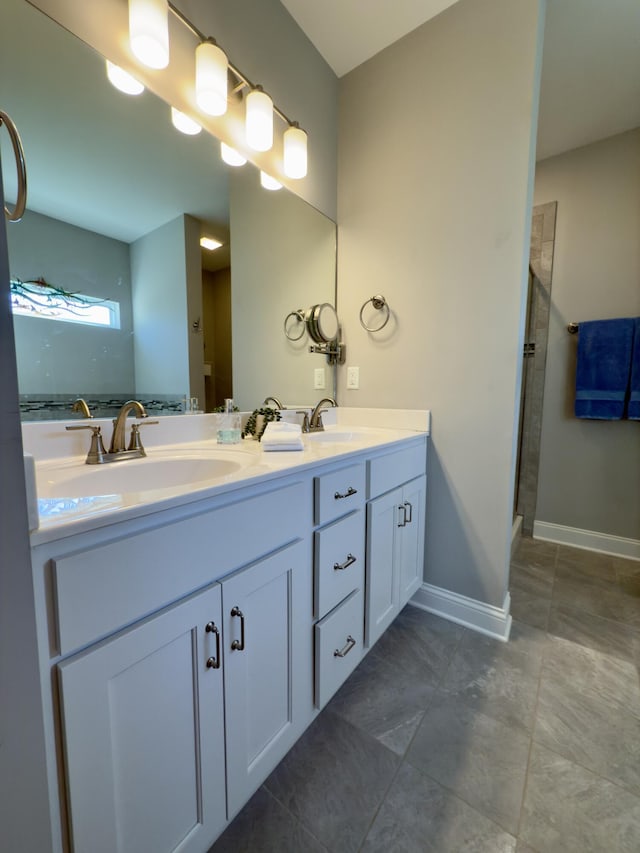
[
  {"x1": 314, "y1": 367, "x2": 326, "y2": 389},
  {"x1": 347, "y1": 366, "x2": 360, "y2": 389}
]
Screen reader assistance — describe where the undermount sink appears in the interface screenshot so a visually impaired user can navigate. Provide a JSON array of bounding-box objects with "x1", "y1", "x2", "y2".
[{"x1": 37, "y1": 452, "x2": 251, "y2": 499}]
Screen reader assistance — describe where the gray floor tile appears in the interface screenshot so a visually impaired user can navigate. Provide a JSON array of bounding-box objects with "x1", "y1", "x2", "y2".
[
  {"x1": 406, "y1": 694, "x2": 530, "y2": 835},
  {"x1": 520, "y1": 743, "x2": 640, "y2": 853},
  {"x1": 209, "y1": 786, "x2": 327, "y2": 853},
  {"x1": 508, "y1": 620, "x2": 549, "y2": 660},
  {"x1": 264, "y1": 710, "x2": 399, "y2": 853},
  {"x1": 513, "y1": 538, "x2": 557, "y2": 569},
  {"x1": 555, "y1": 544, "x2": 614, "y2": 575},
  {"x1": 509, "y1": 587, "x2": 551, "y2": 631},
  {"x1": 515, "y1": 842, "x2": 540, "y2": 853},
  {"x1": 438, "y1": 628, "x2": 542, "y2": 733},
  {"x1": 361, "y1": 762, "x2": 516, "y2": 853},
  {"x1": 553, "y1": 566, "x2": 640, "y2": 628},
  {"x1": 509, "y1": 562, "x2": 555, "y2": 599},
  {"x1": 534, "y1": 637, "x2": 640, "y2": 795},
  {"x1": 327, "y1": 605, "x2": 461, "y2": 755},
  {"x1": 548, "y1": 602, "x2": 637, "y2": 662}
]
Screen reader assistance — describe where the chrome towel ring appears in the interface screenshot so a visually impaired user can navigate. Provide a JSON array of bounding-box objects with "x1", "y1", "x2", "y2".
[
  {"x1": 0, "y1": 110, "x2": 27, "y2": 222},
  {"x1": 284, "y1": 309, "x2": 306, "y2": 341},
  {"x1": 359, "y1": 294, "x2": 390, "y2": 332}
]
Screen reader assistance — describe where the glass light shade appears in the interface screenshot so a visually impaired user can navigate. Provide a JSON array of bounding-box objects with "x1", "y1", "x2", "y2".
[
  {"x1": 260, "y1": 171, "x2": 282, "y2": 191},
  {"x1": 246, "y1": 88, "x2": 273, "y2": 152},
  {"x1": 283, "y1": 125, "x2": 307, "y2": 179},
  {"x1": 200, "y1": 236, "x2": 223, "y2": 251},
  {"x1": 220, "y1": 142, "x2": 247, "y2": 167},
  {"x1": 171, "y1": 107, "x2": 202, "y2": 135},
  {"x1": 106, "y1": 61, "x2": 144, "y2": 95},
  {"x1": 129, "y1": 0, "x2": 169, "y2": 69},
  {"x1": 196, "y1": 41, "x2": 228, "y2": 116}
]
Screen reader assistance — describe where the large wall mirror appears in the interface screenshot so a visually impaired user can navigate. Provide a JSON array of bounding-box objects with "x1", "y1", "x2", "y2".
[{"x1": 0, "y1": 0, "x2": 337, "y2": 419}]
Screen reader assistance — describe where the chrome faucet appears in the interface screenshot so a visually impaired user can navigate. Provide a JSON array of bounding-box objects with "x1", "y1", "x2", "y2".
[
  {"x1": 309, "y1": 397, "x2": 337, "y2": 432},
  {"x1": 109, "y1": 400, "x2": 151, "y2": 453},
  {"x1": 263, "y1": 396, "x2": 284, "y2": 409}
]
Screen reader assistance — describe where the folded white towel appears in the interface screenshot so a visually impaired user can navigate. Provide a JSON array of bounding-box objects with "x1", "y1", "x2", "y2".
[{"x1": 262, "y1": 421, "x2": 304, "y2": 451}]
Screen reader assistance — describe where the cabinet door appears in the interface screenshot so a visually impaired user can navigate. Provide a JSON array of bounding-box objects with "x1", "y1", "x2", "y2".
[
  {"x1": 58, "y1": 585, "x2": 226, "y2": 853},
  {"x1": 365, "y1": 486, "x2": 402, "y2": 648},
  {"x1": 398, "y1": 475, "x2": 427, "y2": 606},
  {"x1": 222, "y1": 539, "x2": 312, "y2": 818}
]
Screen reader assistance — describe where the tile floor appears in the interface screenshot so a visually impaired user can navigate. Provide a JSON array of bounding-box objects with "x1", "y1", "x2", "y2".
[{"x1": 210, "y1": 537, "x2": 640, "y2": 852}]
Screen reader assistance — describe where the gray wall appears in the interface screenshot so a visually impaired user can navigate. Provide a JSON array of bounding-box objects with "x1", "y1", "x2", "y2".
[
  {"x1": 337, "y1": 0, "x2": 545, "y2": 607},
  {"x1": 8, "y1": 208, "x2": 134, "y2": 395},
  {"x1": 131, "y1": 214, "x2": 203, "y2": 402},
  {"x1": 534, "y1": 128, "x2": 640, "y2": 540},
  {"x1": 230, "y1": 166, "x2": 337, "y2": 411}
]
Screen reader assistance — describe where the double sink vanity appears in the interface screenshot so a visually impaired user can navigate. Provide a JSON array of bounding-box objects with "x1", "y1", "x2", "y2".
[{"x1": 23, "y1": 405, "x2": 430, "y2": 853}]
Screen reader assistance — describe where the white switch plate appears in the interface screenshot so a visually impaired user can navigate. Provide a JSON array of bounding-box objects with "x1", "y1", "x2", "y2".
[
  {"x1": 314, "y1": 367, "x2": 326, "y2": 389},
  {"x1": 347, "y1": 366, "x2": 360, "y2": 389}
]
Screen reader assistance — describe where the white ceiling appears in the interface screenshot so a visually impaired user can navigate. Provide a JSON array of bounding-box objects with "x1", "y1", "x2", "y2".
[{"x1": 281, "y1": 0, "x2": 640, "y2": 161}]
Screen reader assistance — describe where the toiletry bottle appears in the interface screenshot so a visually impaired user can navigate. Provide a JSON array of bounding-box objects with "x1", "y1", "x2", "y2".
[{"x1": 217, "y1": 398, "x2": 241, "y2": 444}]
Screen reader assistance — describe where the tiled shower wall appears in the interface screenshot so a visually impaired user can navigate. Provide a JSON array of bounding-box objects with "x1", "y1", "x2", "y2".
[{"x1": 516, "y1": 201, "x2": 557, "y2": 534}]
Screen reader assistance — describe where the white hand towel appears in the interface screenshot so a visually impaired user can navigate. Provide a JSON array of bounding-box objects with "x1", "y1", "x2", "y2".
[{"x1": 261, "y1": 421, "x2": 304, "y2": 451}]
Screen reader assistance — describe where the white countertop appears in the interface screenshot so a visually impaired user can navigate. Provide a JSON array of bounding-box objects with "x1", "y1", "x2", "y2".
[{"x1": 24, "y1": 408, "x2": 430, "y2": 547}]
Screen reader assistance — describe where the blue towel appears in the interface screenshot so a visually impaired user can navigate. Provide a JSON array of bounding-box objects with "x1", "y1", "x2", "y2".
[
  {"x1": 574, "y1": 318, "x2": 635, "y2": 420},
  {"x1": 628, "y1": 317, "x2": 640, "y2": 420}
]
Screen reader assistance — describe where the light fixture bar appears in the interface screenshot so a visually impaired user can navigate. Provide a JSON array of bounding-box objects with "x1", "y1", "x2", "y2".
[{"x1": 167, "y1": 1, "x2": 297, "y2": 128}]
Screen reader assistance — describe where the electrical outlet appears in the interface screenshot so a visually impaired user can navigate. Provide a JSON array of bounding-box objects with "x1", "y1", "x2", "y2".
[
  {"x1": 347, "y1": 366, "x2": 360, "y2": 389},
  {"x1": 314, "y1": 367, "x2": 326, "y2": 390}
]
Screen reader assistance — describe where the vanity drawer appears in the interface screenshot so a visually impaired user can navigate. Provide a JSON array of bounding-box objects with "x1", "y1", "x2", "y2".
[
  {"x1": 314, "y1": 588, "x2": 363, "y2": 709},
  {"x1": 52, "y1": 480, "x2": 309, "y2": 656},
  {"x1": 314, "y1": 510, "x2": 364, "y2": 619},
  {"x1": 368, "y1": 440, "x2": 427, "y2": 499},
  {"x1": 314, "y1": 462, "x2": 366, "y2": 526}
]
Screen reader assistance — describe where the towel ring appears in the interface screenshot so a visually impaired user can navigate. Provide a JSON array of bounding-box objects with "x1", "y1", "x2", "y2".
[
  {"x1": 284, "y1": 309, "x2": 306, "y2": 341},
  {"x1": 359, "y1": 295, "x2": 390, "y2": 332},
  {"x1": 0, "y1": 110, "x2": 27, "y2": 222}
]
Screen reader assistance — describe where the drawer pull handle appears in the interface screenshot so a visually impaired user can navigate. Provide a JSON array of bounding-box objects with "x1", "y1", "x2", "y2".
[
  {"x1": 397, "y1": 504, "x2": 407, "y2": 527},
  {"x1": 334, "y1": 635, "x2": 356, "y2": 658},
  {"x1": 404, "y1": 500, "x2": 413, "y2": 523},
  {"x1": 205, "y1": 621, "x2": 221, "y2": 669},
  {"x1": 230, "y1": 606, "x2": 245, "y2": 651},
  {"x1": 334, "y1": 486, "x2": 358, "y2": 500},
  {"x1": 333, "y1": 553, "x2": 356, "y2": 571}
]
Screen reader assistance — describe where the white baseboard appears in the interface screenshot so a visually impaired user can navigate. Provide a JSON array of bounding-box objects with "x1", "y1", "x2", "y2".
[
  {"x1": 410, "y1": 584, "x2": 512, "y2": 642},
  {"x1": 533, "y1": 521, "x2": 640, "y2": 561}
]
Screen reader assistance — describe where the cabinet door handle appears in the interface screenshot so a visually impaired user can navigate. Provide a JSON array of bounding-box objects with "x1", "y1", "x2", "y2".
[
  {"x1": 404, "y1": 500, "x2": 413, "y2": 523},
  {"x1": 333, "y1": 553, "x2": 356, "y2": 571},
  {"x1": 397, "y1": 504, "x2": 407, "y2": 527},
  {"x1": 334, "y1": 486, "x2": 357, "y2": 500},
  {"x1": 334, "y1": 635, "x2": 356, "y2": 658},
  {"x1": 230, "y1": 606, "x2": 245, "y2": 651},
  {"x1": 205, "y1": 621, "x2": 221, "y2": 669}
]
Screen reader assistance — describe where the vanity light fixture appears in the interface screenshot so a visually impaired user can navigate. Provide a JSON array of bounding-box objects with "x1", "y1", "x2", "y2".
[
  {"x1": 129, "y1": 0, "x2": 170, "y2": 69},
  {"x1": 200, "y1": 236, "x2": 223, "y2": 251},
  {"x1": 105, "y1": 61, "x2": 145, "y2": 95},
  {"x1": 246, "y1": 87, "x2": 274, "y2": 152},
  {"x1": 283, "y1": 122, "x2": 307, "y2": 179},
  {"x1": 220, "y1": 142, "x2": 247, "y2": 167},
  {"x1": 123, "y1": 2, "x2": 308, "y2": 179},
  {"x1": 260, "y1": 171, "x2": 282, "y2": 191},
  {"x1": 195, "y1": 39, "x2": 228, "y2": 116},
  {"x1": 170, "y1": 107, "x2": 202, "y2": 135}
]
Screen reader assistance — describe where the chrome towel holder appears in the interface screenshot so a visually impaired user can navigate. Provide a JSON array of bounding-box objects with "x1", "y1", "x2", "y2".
[
  {"x1": 568, "y1": 322, "x2": 579, "y2": 334},
  {"x1": 359, "y1": 295, "x2": 390, "y2": 332},
  {"x1": 0, "y1": 110, "x2": 27, "y2": 222}
]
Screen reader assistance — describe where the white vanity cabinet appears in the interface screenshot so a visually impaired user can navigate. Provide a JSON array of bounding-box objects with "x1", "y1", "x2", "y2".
[
  {"x1": 58, "y1": 584, "x2": 227, "y2": 853},
  {"x1": 365, "y1": 443, "x2": 427, "y2": 648},
  {"x1": 222, "y1": 539, "x2": 312, "y2": 818}
]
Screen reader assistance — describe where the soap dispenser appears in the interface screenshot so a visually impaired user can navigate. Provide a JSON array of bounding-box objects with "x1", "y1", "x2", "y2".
[{"x1": 216, "y1": 398, "x2": 241, "y2": 444}]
